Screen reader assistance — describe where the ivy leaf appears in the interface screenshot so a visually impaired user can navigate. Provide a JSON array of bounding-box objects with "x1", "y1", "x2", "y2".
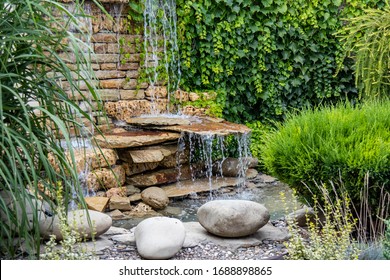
[
  {"x1": 332, "y1": 0, "x2": 342, "y2": 6},
  {"x1": 232, "y1": 5, "x2": 240, "y2": 13},
  {"x1": 294, "y1": 55, "x2": 305, "y2": 64},
  {"x1": 262, "y1": 0, "x2": 273, "y2": 8}
]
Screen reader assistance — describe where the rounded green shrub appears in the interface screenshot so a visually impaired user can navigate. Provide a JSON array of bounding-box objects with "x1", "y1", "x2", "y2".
[{"x1": 261, "y1": 100, "x2": 390, "y2": 220}]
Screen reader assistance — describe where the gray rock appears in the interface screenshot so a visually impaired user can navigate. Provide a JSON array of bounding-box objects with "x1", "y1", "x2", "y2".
[
  {"x1": 39, "y1": 209, "x2": 112, "y2": 240},
  {"x1": 0, "y1": 190, "x2": 48, "y2": 231},
  {"x1": 183, "y1": 222, "x2": 289, "y2": 251},
  {"x1": 197, "y1": 200, "x2": 270, "y2": 237},
  {"x1": 141, "y1": 187, "x2": 169, "y2": 210},
  {"x1": 135, "y1": 217, "x2": 186, "y2": 259},
  {"x1": 218, "y1": 157, "x2": 258, "y2": 177},
  {"x1": 110, "y1": 233, "x2": 136, "y2": 246},
  {"x1": 286, "y1": 206, "x2": 315, "y2": 227}
]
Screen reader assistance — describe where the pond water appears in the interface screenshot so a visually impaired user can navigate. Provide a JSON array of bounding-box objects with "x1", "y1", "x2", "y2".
[{"x1": 112, "y1": 179, "x2": 298, "y2": 230}]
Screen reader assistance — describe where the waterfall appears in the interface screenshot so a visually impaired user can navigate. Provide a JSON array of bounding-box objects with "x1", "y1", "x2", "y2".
[{"x1": 143, "y1": 0, "x2": 181, "y2": 114}]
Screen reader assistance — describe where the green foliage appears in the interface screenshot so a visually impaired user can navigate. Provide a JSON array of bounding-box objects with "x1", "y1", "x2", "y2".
[
  {"x1": 0, "y1": 0, "x2": 102, "y2": 258},
  {"x1": 176, "y1": 0, "x2": 385, "y2": 123},
  {"x1": 337, "y1": 3, "x2": 390, "y2": 99},
  {"x1": 245, "y1": 121, "x2": 273, "y2": 168},
  {"x1": 261, "y1": 100, "x2": 390, "y2": 222},
  {"x1": 384, "y1": 219, "x2": 390, "y2": 259},
  {"x1": 283, "y1": 189, "x2": 360, "y2": 260},
  {"x1": 40, "y1": 185, "x2": 96, "y2": 260}
]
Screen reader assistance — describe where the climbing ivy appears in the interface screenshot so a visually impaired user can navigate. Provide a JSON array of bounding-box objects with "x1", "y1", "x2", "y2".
[{"x1": 176, "y1": 0, "x2": 385, "y2": 123}]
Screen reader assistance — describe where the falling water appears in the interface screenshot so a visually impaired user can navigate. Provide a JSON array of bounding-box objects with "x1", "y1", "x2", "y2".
[{"x1": 143, "y1": 0, "x2": 181, "y2": 114}]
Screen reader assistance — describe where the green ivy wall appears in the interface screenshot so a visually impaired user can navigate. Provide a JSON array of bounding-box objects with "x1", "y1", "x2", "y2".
[{"x1": 176, "y1": 0, "x2": 385, "y2": 123}]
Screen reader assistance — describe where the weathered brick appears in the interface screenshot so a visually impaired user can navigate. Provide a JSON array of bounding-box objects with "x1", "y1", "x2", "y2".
[
  {"x1": 95, "y1": 70, "x2": 126, "y2": 79},
  {"x1": 100, "y1": 79, "x2": 125, "y2": 89},
  {"x1": 96, "y1": 89, "x2": 120, "y2": 100},
  {"x1": 120, "y1": 89, "x2": 145, "y2": 100},
  {"x1": 100, "y1": 63, "x2": 117, "y2": 70}
]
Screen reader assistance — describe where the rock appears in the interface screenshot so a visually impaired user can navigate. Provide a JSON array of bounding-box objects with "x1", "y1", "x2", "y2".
[
  {"x1": 128, "y1": 149, "x2": 164, "y2": 163},
  {"x1": 218, "y1": 157, "x2": 258, "y2": 177},
  {"x1": 122, "y1": 161, "x2": 160, "y2": 176},
  {"x1": 141, "y1": 187, "x2": 169, "y2": 210},
  {"x1": 39, "y1": 209, "x2": 112, "y2": 240},
  {"x1": 85, "y1": 197, "x2": 109, "y2": 212},
  {"x1": 109, "y1": 196, "x2": 132, "y2": 211},
  {"x1": 128, "y1": 177, "x2": 244, "y2": 201},
  {"x1": 0, "y1": 190, "x2": 47, "y2": 231},
  {"x1": 135, "y1": 217, "x2": 186, "y2": 259},
  {"x1": 150, "y1": 117, "x2": 251, "y2": 136},
  {"x1": 124, "y1": 202, "x2": 162, "y2": 218},
  {"x1": 111, "y1": 233, "x2": 136, "y2": 246},
  {"x1": 48, "y1": 148, "x2": 118, "y2": 174},
  {"x1": 86, "y1": 165, "x2": 126, "y2": 191},
  {"x1": 246, "y1": 168, "x2": 258, "y2": 179},
  {"x1": 197, "y1": 200, "x2": 270, "y2": 237},
  {"x1": 107, "y1": 209, "x2": 127, "y2": 220},
  {"x1": 106, "y1": 187, "x2": 126, "y2": 198},
  {"x1": 93, "y1": 130, "x2": 180, "y2": 149},
  {"x1": 258, "y1": 174, "x2": 277, "y2": 183},
  {"x1": 182, "y1": 222, "x2": 289, "y2": 250},
  {"x1": 124, "y1": 185, "x2": 141, "y2": 196},
  {"x1": 127, "y1": 166, "x2": 192, "y2": 187},
  {"x1": 286, "y1": 206, "x2": 315, "y2": 227},
  {"x1": 103, "y1": 226, "x2": 130, "y2": 236},
  {"x1": 125, "y1": 116, "x2": 192, "y2": 126}
]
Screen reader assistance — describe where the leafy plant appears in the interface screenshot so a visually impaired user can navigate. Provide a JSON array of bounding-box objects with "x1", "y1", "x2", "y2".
[
  {"x1": 0, "y1": 0, "x2": 102, "y2": 259},
  {"x1": 245, "y1": 121, "x2": 273, "y2": 169},
  {"x1": 176, "y1": 0, "x2": 385, "y2": 123},
  {"x1": 282, "y1": 187, "x2": 361, "y2": 260},
  {"x1": 40, "y1": 184, "x2": 96, "y2": 260},
  {"x1": 337, "y1": 2, "x2": 390, "y2": 99},
  {"x1": 261, "y1": 100, "x2": 390, "y2": 228}
]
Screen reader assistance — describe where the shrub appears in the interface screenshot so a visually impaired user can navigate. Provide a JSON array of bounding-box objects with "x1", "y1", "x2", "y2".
[
  {"x1": 246, "y1": 121, "x2": 273, "y2": 169},
  {"x1": 261, "y1": 100, "x2": 390, "y2": 224}
]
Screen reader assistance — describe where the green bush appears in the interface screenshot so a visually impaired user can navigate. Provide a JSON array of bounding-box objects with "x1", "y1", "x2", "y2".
[{"x1": 261, "y1": 100, "x2": 390, "y2": 221}]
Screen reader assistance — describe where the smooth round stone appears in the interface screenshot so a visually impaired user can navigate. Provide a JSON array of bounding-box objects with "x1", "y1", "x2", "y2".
[
  {"x1": 197, "y1": 200, "x2": 270, "y2": 237},
  {"x1": 135, "y1": 217, "x2": 185, "y2": 259},
  {"x1": 39, "y1": 209, "x2": 112, "y2": 240},
  {"x1": 141, "y1": 187, "x2": 169, "y2": 210}
]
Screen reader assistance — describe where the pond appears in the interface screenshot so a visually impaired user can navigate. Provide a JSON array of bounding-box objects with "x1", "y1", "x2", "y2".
[{"x1": 112, "y1": 176, "x2": 298, "y2": 230}]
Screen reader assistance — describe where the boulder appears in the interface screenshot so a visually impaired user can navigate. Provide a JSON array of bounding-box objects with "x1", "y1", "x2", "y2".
[
  {"x1": 141, "y1": 187, "x2": 169, "y2": 210},
  {"x1": 39, "y1": 209, "x2": 112, "y2": 240},
  {"x1": 197, "y1": 200, "x2": 270, "y2": 237},
  {"x1": 218, "y1": 157, "x2": 258, "y2": 177},
  {"x1": 0, "y1": 190, "x2": 47, "y2": 231},
  {"x1": 135, "y1": 217, "x2": 185, "y2": 259}
]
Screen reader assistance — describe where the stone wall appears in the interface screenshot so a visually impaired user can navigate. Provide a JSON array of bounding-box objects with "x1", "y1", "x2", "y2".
[
  {"x1": 57, "y1": 0, "x2": 213, "y2": 136},
  {"x1": 53, "y1": 1, "x2": 253, "y2": 218}
]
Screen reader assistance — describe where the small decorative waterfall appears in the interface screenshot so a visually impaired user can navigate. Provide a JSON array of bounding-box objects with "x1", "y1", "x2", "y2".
[
  {"x1": 59, "y1": 0, "x2": 262, "y2": 219},
  {"x1": 143, "y1": 0, "x2": 181, "y2": 114}
]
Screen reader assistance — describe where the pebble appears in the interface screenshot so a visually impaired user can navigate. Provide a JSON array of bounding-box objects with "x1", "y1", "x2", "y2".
[{"x1": 98, "y1": 218, "x2": 289, "y2": 260}]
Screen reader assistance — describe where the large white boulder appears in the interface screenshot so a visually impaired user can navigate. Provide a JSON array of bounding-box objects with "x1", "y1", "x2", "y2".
[
  {"x1": 39, "y1": 209, "x2": 112, "y2": 240},
  {"x1": 135, "y1": 217, "x2": 185, "y2": 259},
  {"x1": 197, "y1": 200, "x2": 270, "y2": 237}
]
